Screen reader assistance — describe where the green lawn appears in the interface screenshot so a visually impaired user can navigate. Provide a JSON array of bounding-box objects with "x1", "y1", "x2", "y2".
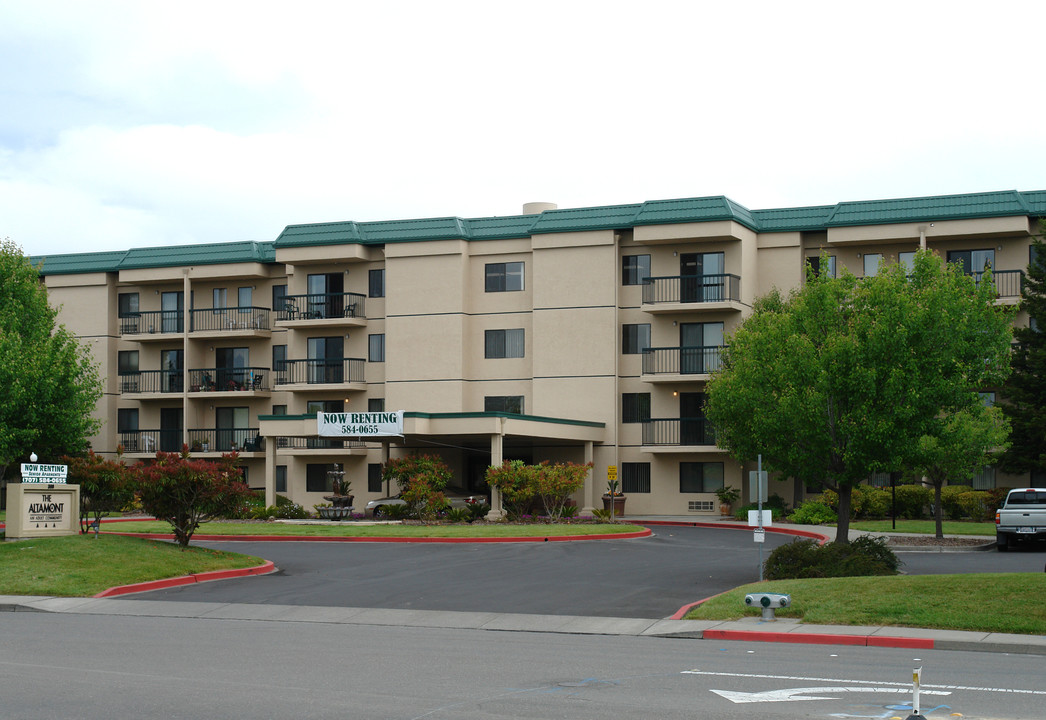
[
  {"x1": 104, "y1": 520, "x2": 644, "y2": 538},
  {"x1": 846, "y1": 519, "x2": 996, "y2": 536},
  {"x1": 0, "y1": 534, "x2": 264, "y2": 596},
  {"x1": 685, "y1": 573, "x2": 1046, "y2": 635}
]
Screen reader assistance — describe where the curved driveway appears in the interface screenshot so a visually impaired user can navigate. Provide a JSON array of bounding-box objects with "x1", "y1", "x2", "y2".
[{"x1": 127, "y1": 525, "x2": 1046, "y2": 619}]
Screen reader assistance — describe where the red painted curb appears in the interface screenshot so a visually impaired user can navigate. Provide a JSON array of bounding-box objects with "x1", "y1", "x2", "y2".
[
  {"x1": 103, "y1": 529, "x2": 653, "y2": 543},
  {"x1": 94, "y1": 560, "x2": 276, "y2": 597},
  {"x1": 703, "y1": 629, "x2": 934, "y2": 649},
  {"x1": 639, "y1": 520, "x2": 830, "y2": 544}
]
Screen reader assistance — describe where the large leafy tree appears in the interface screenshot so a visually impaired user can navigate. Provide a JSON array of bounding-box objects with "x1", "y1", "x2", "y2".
[
  {"x1": 705, "y1": 250, "x2": 1014, "y2": 542},
  {"x1": 0, "y1": 239, "x2": 103, "y2": 482},
  {"x1": 1000, "y1": 222, "x2": 1046, "y2": 480}
]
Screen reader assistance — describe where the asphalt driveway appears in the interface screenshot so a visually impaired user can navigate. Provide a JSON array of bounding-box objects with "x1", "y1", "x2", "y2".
[{"x1": 125, "y1": 525, "x2": 1046, "y2": 619}]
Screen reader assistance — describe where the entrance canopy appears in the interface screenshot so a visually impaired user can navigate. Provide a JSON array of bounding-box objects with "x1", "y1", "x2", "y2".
[{"x1": 256, "y1": 411, "x2": 607, "y2": 512}]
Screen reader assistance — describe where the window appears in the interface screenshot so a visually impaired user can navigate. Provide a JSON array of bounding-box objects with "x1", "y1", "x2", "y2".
[
  {"x1": 948, "y1": 249, "x2": 995, "y2": 274},
  {"x1": 484, "y1": 329, "x2": 525, "y2": 358},
  {"x1": 238, "y1": 287, "x2": 252, "y2": 312},
  {"x1": 118, "y1": 292, "x2": 139, "y2": 317},
  {"x1": 368, "y1": 397, "x2": 385, "y2": 412},
  {"x1": 368, "y1": 463, "x2": 383, "y2": 493},
  {"x1": 272, "y1": 284, "x2": 288, "y2": 313},
  {"x1": 308, "y1": 337, "x2": 343, "y2": 383},
  {"x1": 272, "y1": 344, "x2": 287, "y2": 372},
  {"x1": 622, "y1": 255, "x2": 651, "y2": 286},
  {"x1": 898, "y1": 251, "x2": 916, "y2": 274},
  {"x1": 369, "y1": 334, "x2": 385, "y2": 362},
  {"x1": 213, "y1": 287, "x2": 227, "y2": 310},
  {"x1": 272, "y1": 404, "x2": 287, "y2": 416},
  {"x1": 118, "y1": 350, "x2": 139, "y2": 375},
  {"x1": 117, "y1": 408, "x2": 139, "y2": 433},
  {"x1": 306, "y1": 463, "x2": 332, "y2": 493},
  {"x1": 369, "y1": 269, "x2": 385, "y2": 298},
  {"x1": 621, "y1": 463, "x2": 651, "y2": 493},
  {"x1": 680, "y1": 322, "x2": 724, "y2": 373},
  {"x1": 806, "y1": 255, "x2": 836, "y2": 278},
  {"x1": 622, "y1": 324, "x2": 651, "y2": 354},
  {"x1": 971, "y1": 465, "x2": 996, "y2": 490},
  {"x1": 622, "y1": 393, "x2": 651, "y2": 423},
  {"x1": 863, "y1": 253, "x2": 883, "y2": 277},
  {"x1": 485, "y1": 395, "x2": 524, "y2": 414},
  {"x1": 679, "y1": 462, "x2": 725, "y2": 493},
  {"x1": 276, "y1": 465, "x2": 287, "y2": 493},
  {"x1": 485, "y1": 262, "x2": 524, "y2": 292}
]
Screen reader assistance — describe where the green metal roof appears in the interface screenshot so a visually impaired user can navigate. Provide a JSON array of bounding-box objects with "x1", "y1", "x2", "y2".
[
  {"x1": 29, "y1": 250, "x2": 129, "y2": 275},
  {"x1": 825, "y1": 190, "x2": 1033, "y2": 227},
  {"x1": 32, "y1": 189, "x2": 1046, "y2": 275}
]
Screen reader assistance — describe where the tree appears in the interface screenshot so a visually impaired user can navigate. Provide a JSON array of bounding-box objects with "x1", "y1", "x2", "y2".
[
  {"x1": 64, "y1": 450, "x2": 135, "y2": 534},
  {"x1": 134, "y1": 450, "x2": 253, "y2": 547},
  {"x1": 908, "y1": 405, "x2": 1010, "y2": 539},
  {"x1": 381, "y1": 454, "x2": 453, "y2": 518},
  {"x1": 1000, "y1": 222, "x2": 1046, "y2": 480},
  {"x1": 705, "y1": 250, "x2": 1014, "y2": 543},
  {"x1": 0, "y1": 239, "x2": 102, "y2": 482}
]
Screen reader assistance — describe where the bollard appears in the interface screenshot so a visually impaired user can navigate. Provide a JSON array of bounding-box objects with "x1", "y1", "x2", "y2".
[{"x1": 904, "y1": 666, "x2": 922, "y2": 719}]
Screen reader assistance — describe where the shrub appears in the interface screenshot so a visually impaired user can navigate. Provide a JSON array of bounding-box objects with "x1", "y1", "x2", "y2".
[
  {"x1": 443, "y1": 507, "x2": 472, "y2": 523},
  {"x1": 382, "y1": 454, "x2": 452, "y2": 494},
  {"x1": 466, "y1": 502, "x2": 490, "y2": 522},
  {"x1": 64, "y1": 450, "x2": 134, "y2": 533},
  {"x1": 856, "y1": 487, "x2": 891, "y2": 519},
  {"x1": 957, "y1": 490, "x2": 993, "y2": 523},
  {"x1": 485, "y1": 460, "x2": 537, "y2": 519},
  {"x1": 381, "y1": 504, "x2": 410, "y2": 520},
  {"x1": 253, "y1": 494, "x2": 309, "y2": 520},
  {"x1": 892, "y1": 483, "x2": 932, "y2": 519},
  {"x1": 940, "y1": 485, "x2": 972, "y2": 520},
  {"x1": 788, "y1": 500, "x2": 836, "y2": 525},
  {"x1": 764, "y1": 536, "x2": 901, "y2": 580},
  {"x1": 134, "y1": 450, "x2": 254, "y2": 546},
  {"x1": 400, "y1": 476, "x2": 449, "y2": 521},
  {"x1": 532, "y1": 461, "x2": 591, "y2": 521}
]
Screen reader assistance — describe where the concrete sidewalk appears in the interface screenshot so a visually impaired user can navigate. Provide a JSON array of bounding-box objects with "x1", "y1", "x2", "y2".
[{"x1": 3, "y1": 595, "x2": 1044, "y2": 656}]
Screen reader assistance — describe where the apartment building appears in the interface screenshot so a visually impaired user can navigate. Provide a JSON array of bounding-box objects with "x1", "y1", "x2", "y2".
[{"x1": 31, "y1": 189, "x2": 1043, "y2": 515}]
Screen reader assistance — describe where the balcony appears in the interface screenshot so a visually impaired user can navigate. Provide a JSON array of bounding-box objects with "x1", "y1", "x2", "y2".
[
  {"x1": 642, "y1": 346, "x2": 723, "y2": 382},
  {"x1": 118, "y1": 370, "x2": 184, "y2": 396},
  {"x1": 188, "y1": 367, "x2": 270, "y2": 395},
  {"x1": 974, "y1": 269, "x2": 1023, "y2": 304},
  {"x1": 190, "y1": 307, "x2": 272, "y2": 337},
  {"x1": 120, "y1": 310, "x2": 184, "y2": 340},
  {"x1": 273, "y1": 358, "x2": 367, "y2": 392},
  {"x1": 641, "y1": 417, "x2": 725, "y2": 453},
  {"x1": 275, "y1": 292, "x2": 367, "y2": 328},
  {"x1": 187, "y1": 428, "x2": 264, "y2": 455},
  {"x1": 118, "y1": 430, "x2": 179, "y2": 455},
  {"x1": 275, "y1": 437, "x2": 370, "y2": 453},
  {"x1": 642, "y1": 274, "x2": 743, "y2": 314}
]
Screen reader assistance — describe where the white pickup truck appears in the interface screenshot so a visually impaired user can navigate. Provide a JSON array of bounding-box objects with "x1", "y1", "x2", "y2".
[{"x1": 995, "y1": 488, "x2": 1046, "y2": 551}]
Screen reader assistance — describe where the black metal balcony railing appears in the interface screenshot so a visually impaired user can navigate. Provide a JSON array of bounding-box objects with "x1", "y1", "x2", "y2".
[
  {"x1": 642, "y1": 346, "x2": 724, "y2": 375},
  {"x1": 274, "y1": 358, "x2": 366, "y2": 386},
  {"x1": 190, "y1": 307, "x2": 271, "y2": 332},
  {"x1": 276, "y1": 292, "x2": 366, "y2": 321},
  {"x1": 972, "y1": 269, "x2": 1024, "y2": 298},
  {"x1": 277, "y1": 437, "x2": 369, "y2": 450},
  {"x1": 118, "y1": 370, "x2": 184, "y2": 394},
  {"x1": 642, "y1": 274, "x2": 741, "y2": 305},
  {"x1": 189, "y1": 367, "x2": 270, "y2": 392},
  {"x1": 118, "y1": 429, "x2": 182, "y2": 454},
  {"x1": 120, "y1": 310, "x2": 184, "y2": 335},
  {"x1": 642, "y1": 418, "x2": 717, "y2": 446},
  {"x1": 188, "y1": 428, "x2": 263, "y2": 453}
]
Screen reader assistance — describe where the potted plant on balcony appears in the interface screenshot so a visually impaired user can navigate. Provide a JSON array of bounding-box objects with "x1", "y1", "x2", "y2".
[
  {"x1": 715, "y1": 485, "x2": 741, "y2": 517},
  {"x1": 602, "y1": 479, "x2": 626, "y2": 518}
]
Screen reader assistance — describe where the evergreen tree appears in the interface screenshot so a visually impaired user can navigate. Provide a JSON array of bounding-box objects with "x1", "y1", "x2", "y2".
[{"x1": 1001, "y1": 221, "x2": 1046, "y2": 481}]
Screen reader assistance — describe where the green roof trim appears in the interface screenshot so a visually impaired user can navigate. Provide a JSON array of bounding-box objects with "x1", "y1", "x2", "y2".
[{"x1": 32, "y1": 189, "x2": 1046, "y2": 275}]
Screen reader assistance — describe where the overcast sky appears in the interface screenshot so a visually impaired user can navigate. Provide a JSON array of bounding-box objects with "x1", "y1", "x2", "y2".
[{"x1": 4, "y1": 0, "x2": 1046, "y2": 257}]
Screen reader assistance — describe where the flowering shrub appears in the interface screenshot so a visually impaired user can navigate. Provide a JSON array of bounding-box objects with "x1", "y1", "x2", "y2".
[
  {"x1": 532, "y1": 461, "x2": 591, "y2": 521},
  {"x1": 382, "y1": 454, "x2": 452, "y2": 494},
  {"x1": 400, "y1": 476, "x2": 449, "y2": 521},
  {"x1": 134, "y1": 449, "x2": 253, "y2": 546},
  {"x1": 64, "y1": 450, "x2": 134, "y2": 533},
  {"x1": 485, "y1": 460, "x2": 537, "y2": 519}
]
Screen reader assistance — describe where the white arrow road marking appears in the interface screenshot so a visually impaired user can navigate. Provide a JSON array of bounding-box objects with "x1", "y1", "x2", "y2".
[{"x1": 710, "y1": 686, "x2": 951, "y2": 704}]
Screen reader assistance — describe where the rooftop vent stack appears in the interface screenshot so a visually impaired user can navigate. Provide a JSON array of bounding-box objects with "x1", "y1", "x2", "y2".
[{"x1": 522, "y1": 202, "x2": 557, "y2": 215}]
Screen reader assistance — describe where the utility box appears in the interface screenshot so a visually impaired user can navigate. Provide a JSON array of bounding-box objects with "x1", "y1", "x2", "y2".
[{"x1": 744, "y1": 592, "x2": 791, "y2": 621}]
